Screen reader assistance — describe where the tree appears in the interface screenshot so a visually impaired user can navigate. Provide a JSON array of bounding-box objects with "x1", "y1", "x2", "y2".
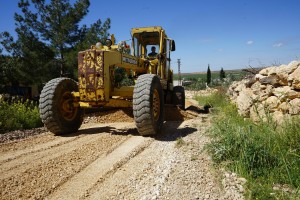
[
  {"x1": 0, "y1": 0, "x2": 111, "y2": 86},
  {"x1": 206, "y1": 64, "x2": 211, "y2": 85},
  {"x1": 220, "y1": 67, "x2": 226, "y2": 80}
]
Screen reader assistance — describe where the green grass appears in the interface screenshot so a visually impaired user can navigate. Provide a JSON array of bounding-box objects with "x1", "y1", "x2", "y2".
[
  {"x1": 176, "y1": 137, "x2": 186, "y2": 148},
  {"x1": 0, "y1": 100, "x2": 43, "y2": 134},
  {"x1": 198, "y1": 90, "x2": 300, "y2": 199}
]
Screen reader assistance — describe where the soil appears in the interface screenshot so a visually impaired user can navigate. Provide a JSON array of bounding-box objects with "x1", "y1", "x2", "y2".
[{"x1": 0, "y1": 97, "x2": 245, "y2": 200}]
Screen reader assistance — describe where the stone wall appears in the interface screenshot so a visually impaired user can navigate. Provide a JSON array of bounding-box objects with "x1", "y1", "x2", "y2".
[{"x1": 228, "y1": 60, "x2": 300, "y2": 123}]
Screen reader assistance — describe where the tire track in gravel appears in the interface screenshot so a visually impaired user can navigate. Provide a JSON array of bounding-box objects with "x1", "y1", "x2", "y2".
[
  {"x1": 0, "y1": 134, "x2": 79, "y2": 163},
  {"x1": 0, "y1": 123, "x2": 136, "y2": 200},
  {"x1": 48, "y1": 136, "x2": 153, "y2": 200},
  {"x1": 85, "y1": 120, "x2": 193, "y2": 200},
  {"x1": 0, "y1": 123, "x2": 115, "y2": 164},
  {"x1": 0, "y1": 132, "x2": 109, "y2": 178}
]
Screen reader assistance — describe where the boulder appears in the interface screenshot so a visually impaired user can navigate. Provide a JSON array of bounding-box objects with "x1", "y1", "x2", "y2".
[
  {"x1": 251, "y1": 81, "x2": 261, "y2": 95},
  {"x1": 265, "y1": 96, "x2": 280, "y2": 111},
  {"x1": 236, "y1": 88, "x2": 255, "y2": 117},
  {"x1": 272, "y1": 86, "x2": 300, "y2": 101},
  {"x1": 278, "y1": 101, "x2": 290, "y2": 114},
  {"x1": 255, "y1": 74, "x2": 266, "y2": 81},
  {"x1": 276, "y1": 62, "x2": 299, "y2": 86},
  {"x1": 289, "y1": 98, "x2": 300, "y2": 115},
  {"x1": 271, "y1": 111, "x2": 285, "y2": 124},
  {"x1": 258, "y1": 85, "x2": 273, "y2": 101},
  {"x1": 259, "y1": 75, "x2": 280, "y2": 87},
  {"x1": 287, "y1": 60, "x2": 300, "y2": 73},
  {"x1": 250, "y1": 103, "x2": 267, "y2": 123},
  {"x1": 259, "y1": 66, "x2": 275, "y2": 76},
  {"x1": 267, "y1": 66, "x2": 277, "y2": 76},
  {"x1": 288, "y1": 66, "x2": 300, "y2": 89}
]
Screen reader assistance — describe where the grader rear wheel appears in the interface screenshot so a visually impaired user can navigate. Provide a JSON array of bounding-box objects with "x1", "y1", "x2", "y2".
[
  {"x1": 39, "y1": 78, "x2": 83, "y2": 135},
  {"x1": 133, "y1": 74, "x2": 164, "y2": 136},
  {"x1": 173, "y1": 86, "x2": 185, "y2": 110}
]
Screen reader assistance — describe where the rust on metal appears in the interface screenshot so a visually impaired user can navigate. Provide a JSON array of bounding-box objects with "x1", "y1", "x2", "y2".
[{"x1": 78, "y1": 50, "x2": 105, "y2": 102}]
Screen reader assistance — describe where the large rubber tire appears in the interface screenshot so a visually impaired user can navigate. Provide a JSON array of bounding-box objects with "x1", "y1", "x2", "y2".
[
  {"x1": 173, "y1": 86, "x2": 185, "y2": 109},
  {"x1": 39, "y1": 78, "x2": 83, "y2": 135},
  {"x1": 133, "y1": 74, "x2": 165, "y2": 136}
]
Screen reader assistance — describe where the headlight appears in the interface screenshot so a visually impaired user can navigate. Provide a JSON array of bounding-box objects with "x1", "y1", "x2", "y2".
[{"x1": 106, "y1": 39, "x2": 112, "y2": 47}]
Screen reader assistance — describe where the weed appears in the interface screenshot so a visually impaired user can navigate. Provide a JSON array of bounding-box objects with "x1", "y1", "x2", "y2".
[
  {"x1": 176, "y1": 137, "x2": 186, "y2": 148},
  {"x1": 191, "y1": 154, "x2": 198, "y2": 161}
]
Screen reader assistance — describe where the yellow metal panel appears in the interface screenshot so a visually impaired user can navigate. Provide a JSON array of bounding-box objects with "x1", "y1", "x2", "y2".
[
  {"x1": 111, "y1": 86, "x2": 134, "y2": 98},
  {"x1": 78, "y1": 50, "x2": 104, "y2": 102},
  {"x1": 131, "y1": 26, "x2": 163, "y2": 35}
]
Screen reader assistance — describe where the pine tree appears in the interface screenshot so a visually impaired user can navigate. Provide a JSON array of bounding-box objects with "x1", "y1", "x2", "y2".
[
  {"x1": 0, "y1": 0, "x2": 111, "y2": 85},
  {"x1": 220, "y1": 67, "x2": 226, "y2": 80},
  {"x1": 206, "y1": 64, "x2": 211, "y2": 85}
]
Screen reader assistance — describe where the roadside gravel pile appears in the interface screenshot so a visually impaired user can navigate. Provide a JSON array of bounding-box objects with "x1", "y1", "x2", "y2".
[
  {"x1": 0, "y1": 127, "x2": 47, "y2": 144},
  {"x1": 83, "y1": 108, "x2": 134, "y2": 124}
]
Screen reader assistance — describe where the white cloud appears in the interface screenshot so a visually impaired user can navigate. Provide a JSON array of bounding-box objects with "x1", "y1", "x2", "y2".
[
  {"x1": 247, "y1": 40, "x2": 254, "y2": 45},
  {"x1": 273, "y1": 42, "x2": 283, "y2": 47}
]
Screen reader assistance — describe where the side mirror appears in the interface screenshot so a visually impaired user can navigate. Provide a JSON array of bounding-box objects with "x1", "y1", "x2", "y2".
[{"x1": 171, "y1": 40, "x2": 176, "y2": 51}]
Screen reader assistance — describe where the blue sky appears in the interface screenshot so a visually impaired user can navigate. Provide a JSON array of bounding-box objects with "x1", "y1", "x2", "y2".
[{"x1": 1, "y1": 0, "x2": 300, "y2": 72}]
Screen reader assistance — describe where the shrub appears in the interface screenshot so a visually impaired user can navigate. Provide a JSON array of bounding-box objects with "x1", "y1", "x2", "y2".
[{"x1": 0, "y1": 100, "x2": 43, "y2": 134}]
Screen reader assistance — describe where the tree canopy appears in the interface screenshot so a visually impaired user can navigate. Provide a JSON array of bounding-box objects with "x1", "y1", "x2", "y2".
[
  {"x1": 206, "y1": 64, "x2": 211, "y2": 85},
  {"x1": 220, "y1": 67, "x2": 226, "y2": 80},
  {"x1": 0, "y1": 0, "x2": 111, "y2": 88}
]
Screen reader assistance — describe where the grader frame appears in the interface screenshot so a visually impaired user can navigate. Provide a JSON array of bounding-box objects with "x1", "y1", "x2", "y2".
[{"x1": 39, "y1": 26, "x2": 185, "y2": 136}]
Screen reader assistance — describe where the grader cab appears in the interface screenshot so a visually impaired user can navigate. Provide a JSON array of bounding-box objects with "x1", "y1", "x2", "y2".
[{"x1": 39, "y1": 26, "x2": 185, "y2": 136}]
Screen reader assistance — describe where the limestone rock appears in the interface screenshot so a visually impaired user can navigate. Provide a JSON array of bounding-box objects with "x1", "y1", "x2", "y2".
[
  {"x1": 250, "y1": 103, "x2": 267, "y2": 123},
  {"x1": 287, "y1": 60, "x2": 300, "y2": 73},
  {"x1": 259, "y1": 75, "x2": 280, "y2": 87},
  {"x1": 289, "y1": 98, "x2": 300, "y2": 115},
  {"x1": 288, "y1": 65, "x2": 300, "y2": 89},
  {"x1": 278, "y1": 102, "x2": 290, "y2": 114},
  {"x1": 265, "y1": 96, "x2": 280, "y2": 111},
  {"x1": 259, "y1": 68, "x2": 268, "y2": 76},
  {"x1": 258, "y1": 85, "x2": 273, "y2": 102},
  {"x1": 276, "y1": 62, "x2": 299, "y2": 86},
  {"x1": 271, "y1": 111, "x2": 285, "y2": 124},
  {"x1": 251, "y1": 81, "x2": 261, "y2": 95},
  {"x1": 267, "y1": 66, "x2": 277, "y2": 76},
  {"x1": 259, "y1": 66, "x2": 275, "y2": 76},
  {"x1": 273, "y1": 86, "x2": 300, "y2": 101},
  {"x1": 255, "y1": 74, "x2": 266, "y2": 81},
  {"x1": 236, "y1": 88, "x2": 255, "y2": 117}
]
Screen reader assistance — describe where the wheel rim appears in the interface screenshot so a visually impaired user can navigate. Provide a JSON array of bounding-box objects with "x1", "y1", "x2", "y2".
[
  {"x1": 153, "y1": 89, "x2": 160, "y2": 121},
  {"x1": 60, "y1": 91, "x2": 78, "y2": 121}
]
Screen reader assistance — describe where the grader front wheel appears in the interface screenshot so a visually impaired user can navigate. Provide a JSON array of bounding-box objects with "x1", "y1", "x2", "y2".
[
  {"x1": 133, "y1": 74, "x2": 164, "y2": 136},
  {"x1": 39, "y1": 78, "x2": 83, "y2": 135}
]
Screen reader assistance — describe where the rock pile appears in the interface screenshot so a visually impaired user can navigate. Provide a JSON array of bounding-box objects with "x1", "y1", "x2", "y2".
[{"x1": 228, "y1": 60, "x2": 300, "y2": 123}]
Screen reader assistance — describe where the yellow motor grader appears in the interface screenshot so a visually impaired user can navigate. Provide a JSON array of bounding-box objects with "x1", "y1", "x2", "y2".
[{"x1": 39, "y1": 26, "x2": 185, "y2": 136}]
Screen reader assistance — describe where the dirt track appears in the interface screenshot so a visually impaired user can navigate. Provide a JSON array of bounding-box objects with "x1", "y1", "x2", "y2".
[{"x1": 0, "y1": 100, "x2": 245, "y2": 200}]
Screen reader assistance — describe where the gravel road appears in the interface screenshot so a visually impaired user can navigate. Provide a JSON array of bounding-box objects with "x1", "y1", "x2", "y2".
[{"x1": 0, "y1": 99, "x2": 245, "y2": 200}]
